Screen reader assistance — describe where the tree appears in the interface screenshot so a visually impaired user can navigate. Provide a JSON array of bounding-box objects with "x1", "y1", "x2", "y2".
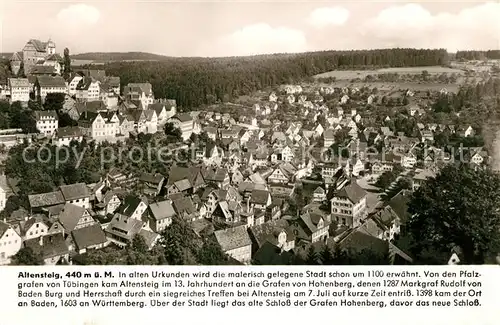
[
  {"x1": 63, "y1": 48, "x2": 71, "y2": 79},
  {"x1": 375, "y1": 171, "x2": 396, "y2": 190},
  {"x1": 305, "y1": 246, "x2": 319, "y2": 265},
  {"x1": 126, "y1": 235, "x2": 161, "y2": 265},
  {"x1": 319, "y1": 245, "x2": 334, "y2": 264},
  {"x1": 17, "y1": 61, "x2": 25, "y2": 78},
  {"x1": 197, "y1": 236, "x2": 228, "y2": 265},
  {"x1": 57, "y1": 112, "x2": 78, "y2": 127},
  {"x1": 164, "y1": 122, "x2": 182, "y2": 142},
  {"x1": 44, "y1": 93, "x2": 66, "y2": 111},
  {"x1": 408, "y1": 164, "x2": 500, "y2": 264},
  {"x1": 11, "y1": 247, "x2": 44, "y2": 265}
]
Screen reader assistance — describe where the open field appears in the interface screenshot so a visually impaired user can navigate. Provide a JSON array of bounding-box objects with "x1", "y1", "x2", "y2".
[
  {"x1": 312, "y1": 81, "x2": 461, "y2": 93},
  {"x1": 314, "y1": 66, "x2": 464, "y2": 80},
  {"x1": 71, "y1": 59, "x2": 95, "y2": 66}
]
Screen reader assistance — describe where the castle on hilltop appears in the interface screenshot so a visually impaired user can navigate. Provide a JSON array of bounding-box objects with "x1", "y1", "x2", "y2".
[{"x1": 10, "y1": 38, "x2": 64, "y2": 76}]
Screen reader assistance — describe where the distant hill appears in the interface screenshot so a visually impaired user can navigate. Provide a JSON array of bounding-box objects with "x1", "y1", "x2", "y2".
[
  {"x1": 71, "y1": 52, "x2": 172, "y2": 62},
  {"x1": 0, "y1": 53, "x2": 13, "y2": 59}
]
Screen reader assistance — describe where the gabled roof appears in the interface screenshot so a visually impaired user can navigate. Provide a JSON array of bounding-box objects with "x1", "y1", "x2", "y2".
[
  {"x1": 30, "y1": 65, "x2": 57, "y2": 75},
  {"x1": 34, "y1": 110, "x2": 58, "y2": 120},
  {"x1": 167, "y1": 166, "x2": 202, "y2": 186},
  {"x1": 36, "y1": 75, "x2": 66, "y2": 88},
  {"x1": 45, "y1": 53, "x2": 63, "y2": 62},
  {"x1": 56, "y1": 126, "x2": 82, "y2": 139},
  {"x1": 59, "y1": 183, "x2": 90, "y2": 201},
  {"x1": 334, "y1": 179, "x2": 367, "y2": 203},
  {"x1": 149, "y1": 200, "x2": 176, "y2": 220},
  {"x1": 58, "y1": 203, "x2": 86, "y2": 232},
  {"x1": 71, "y1": 223, "x2": 107, "y2": 249},
  {"x1": 25, "y1": 233, "x2": 69, "y2": 259},
  {"x1": 10, "y1": 52, "x2": 23, "y2": 61},
  {"x1": 115, "y1": 195, "x2": 146, "y2": 218},
  {"x1": 172, "y1": 113, "x2": 193, "y2": 123},
  {"x1": 107, "y1": 213, "x2": 143, "y2": 240},
  {"x1": 124, "y1": 83, "x2": 153, "y2": 96},
  {"x1": 250, "y1": 189, "x2": 270, "y2": 205},
  {"x1": 8, "y1": 78, "x2": 29, "y2": 88},
  {"x1": 214, "y1": 225, "x2": 252, "y2": 251},
  {"x1": 25, "y1": 39, "x2": 49, "y2": 52},
  {"x1": 172, "y1": 196, "x2": 196, "y2": 217},
  {"x1": 28, "y1": 191, "x2": 65, "y2": 208}
]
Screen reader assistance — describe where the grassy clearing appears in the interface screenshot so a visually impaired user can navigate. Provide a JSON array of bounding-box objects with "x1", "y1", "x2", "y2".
[
  {"x1": 312, "y1": 81, "x2": 460, "y2": 93},
  {"x1": 314, "y1": 66, "x2": 464, "y2": 80}
]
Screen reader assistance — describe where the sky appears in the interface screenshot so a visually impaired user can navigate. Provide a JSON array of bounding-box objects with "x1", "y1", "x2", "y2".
[{"x1": 0, "y1": 1, "x2": 499, "y2": 57}]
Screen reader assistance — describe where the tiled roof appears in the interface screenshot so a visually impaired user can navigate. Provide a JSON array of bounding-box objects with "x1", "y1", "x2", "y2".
[
  {"x1": 56, "y1": 126, "x2": 82, "y2": 138},
  {"x1": 30, "y1": 65, "x2": 57, "y2": 75},
  {"x1": 173, "y1": 113, "x2": 192, "y2": 123},
  {"x1": 106, "y1": 213, "x2": 143, "y2": 241},
  {"x1": 59, "y1": 183, "x2": 90, "y2": 201},
  {"x1": 26, "y1": 39, "x2": 48, "y2": 52},
  {"x1": 25, "y1": 233, "x2": 69, "y2": 259},
  {"x1": 58, "y1": 203, "x2": 86, "y2": 232},
  {"x1": 172, "y1": 197, "x2": 196, "y2": 216},
  {"x1": 34, "y1": 110, "x2": 58, "y2": 120},
  {"x1": 71, "y1": 224, "x2": 107, "y2": 250},
  {"x1": 28, "y1": 191, "x2": 65, "y2": 208},
  {"x1": 149, "y1": 200, "x2": 176, "y2": 220},
  {"x1": 36, "y1": 75, "x2": 66, "y2": 88},
  {"x1": 214, "y1": 225, "x2": 252, "y2": 252},
  {"x1": 335, "y1": 179, "x2": 367, "y2": 203},
  {"x1": 250, "y1": 189, "x2": 270, "y2": 205},
  {"x1": 8, "y1": 78, "x2": 29, "y2": 88}
]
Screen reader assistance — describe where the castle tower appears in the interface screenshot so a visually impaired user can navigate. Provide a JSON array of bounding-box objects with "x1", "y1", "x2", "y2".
[{"x1": 46, "y1": 38, "x2": 56, "y2": 55}]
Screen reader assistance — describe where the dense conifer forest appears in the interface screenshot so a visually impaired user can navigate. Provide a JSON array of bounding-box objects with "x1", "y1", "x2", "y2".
[
  {"x1": 99, "y1": 48, "x2": 449, "y2": 108},
  {"x1": 455, "y1": 50, "x2": 500, "y2": 60}
]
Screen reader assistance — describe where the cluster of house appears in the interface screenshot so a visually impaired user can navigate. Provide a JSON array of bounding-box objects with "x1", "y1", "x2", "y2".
[
  {"x1": 0, "y1": 46, "x2": 483, "y2": 265},
  {"x1": 0, "y1": 94, "x2": 430, "y2": 265},
  {"x1": 0, "y1": 39, "x2": 194, "y2": 146}
]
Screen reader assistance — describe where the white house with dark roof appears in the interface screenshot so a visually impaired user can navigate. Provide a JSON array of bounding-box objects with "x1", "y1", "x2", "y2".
[
  {"x1": 71, "y1": 223, "x2": 108, "y2": 254},
  {"x1": 67, "y1": 72, "x2": 84, "y2": 96},
  {"x1": 34, "y1": 110, "x2": 58, "y2": 136},
  {"x1": 331, "y1": 179, "x2": 368, "y2": 228},
  {"x1": 54, "y1": 126, "x2": 83, "y2": 147},
  {"x1": 291, "y1": 210, "x2": 330, "y2": 244},
  {"x1": 123, "y1": 83, "x2": 154, "y2": 109},
  {"x1": 21, "y1": 215, "x2": 49, "y2": 240},
  {"x1": 75, "y1": 76, "x2": 101, "y2": 101},
  {"x1": 171, "y1": 113, "x2": 194, "y2": 140},
  {"x1": 149, "y1": 100, "x2": 177, "y2": 126},
  {"x1": 0, "y1": 221, "x2": 23, "y2": 265},
  {"x1": 105, "y1": 212, "x2": 157, "y2": 249},
  {"x1": 59, "y1": 183, "x2": 90, "y2": 209},
  {"x1": 214, "y1": 225, "x2": 252, "y2": 264},
  {"x1": 115, "y1": 195, "x2": 148, "y2": 221},
  {"x1": 8, "y1": 78, "x2": 30, "y2": 103},
  {"x1": 35, "y1": 75, "x2": 67, "y2": 101},
  {"x1": 148, "y1": 200, "x2": 175, "y2": 233}
]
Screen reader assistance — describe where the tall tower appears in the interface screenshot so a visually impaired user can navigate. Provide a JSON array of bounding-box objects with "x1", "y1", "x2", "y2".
[{"x1": 46, "y1": 38, "x2": 56, "y2": 55}]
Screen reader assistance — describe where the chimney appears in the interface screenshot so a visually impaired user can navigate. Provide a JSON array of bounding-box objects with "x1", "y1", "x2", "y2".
[{"x1": 246, "y1": 197, "x2": 250, "y2": 213}]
